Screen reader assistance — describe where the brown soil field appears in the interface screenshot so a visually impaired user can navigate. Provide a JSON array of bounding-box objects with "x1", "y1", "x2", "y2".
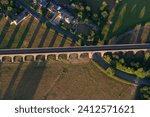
[{"x1": 0, "y1": 61, "x2": 136, "y2": 100}]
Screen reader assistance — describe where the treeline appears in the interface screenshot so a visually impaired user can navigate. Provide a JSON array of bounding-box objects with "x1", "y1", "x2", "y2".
[
  {"x1": 70, "y1": 0, "x2": 109, "y2": 25},
  {"x1": 103, "y1": 51, "x2": 150, "y2": 78},
  {"x1": 140, "y1": 86, "x2": 150, "y2": 100}
]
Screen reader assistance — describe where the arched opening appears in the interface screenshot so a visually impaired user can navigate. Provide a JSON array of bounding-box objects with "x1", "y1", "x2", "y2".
[
  {"x1": 114, "y1": 51, "x2": 124, "y2": 57},
  {"x1": 135, "y1": 51, "x2": 145, "y2": 56},
  {"x1": 80, "y1": 53, "x2": 89, "y2": 59},
  {"x1": 92, "y1": 52, "x2": 102, "y2": 60},
  {"x1": 69, "y1": 53, "x2": 78, "y2": 60},
  {"x1": 103, "y1": 52, "x2": 112, "y2": 58},
  {"x1": 123, "y1": 51, "x2": 135, "y2": 65},
  {"x1": 36, "y1": 55, "x2": 45, "y2": 62},
  {"x1": 125, "y1": 51, "x2": 135, "y2": 55},
  {"x1": 47, "y1": 54, "x2": 56, "y2": 61},
  {"x1": 58, "y1": 54, "x2": 67, "y2": 60},
  {"x1": 14, "y1": 56, "x2": 23, "y2": 63},
  {"x1": 135, "y1": 51, "x2": 145, "y2": 64},
  {"x1": 25, "y1": 55, "x2": 34, "y2": 62},
  {"x1": 110, "y1": 51, "x2": 125, "y2": 60},
  {"x1": 102, "y1": 52, "x2": 113, "y2": 63},
  {"x1": 2, "y1": 56, "x2": 12, "y2": 63}
]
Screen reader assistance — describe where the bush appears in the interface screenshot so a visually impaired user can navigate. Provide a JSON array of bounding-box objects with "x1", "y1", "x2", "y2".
[
  {"x1": 106, "y1": 67, "x2": 115, "y2": 76},
  {"x1": 140, "y1": 86, "x2": 150, "y2": 100}
]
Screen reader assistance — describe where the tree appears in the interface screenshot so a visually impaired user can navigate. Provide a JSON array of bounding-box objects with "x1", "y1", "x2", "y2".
[
  {"x1": 119, "y1": 58, "x2": 125, "y2": 64},
  {"x1": 110, "y1": 60, "x2": 117, "y2": 68},
  {"x1": 101, "y1": 11, "x2": 108, "y2": 18},
  {"x1": 0, "y1": 0, "x2": 9, "y2": 5},
  {"x1": 135, "y1": 68, "x2": 146, "y2": 78},
  {"x1": 93, "y1": 13, "x2": 98, "y2": 21},
  {"x1": 140, "y1": 86, "x2": 150, "y2": 100},
  {"x1": 77, "y1": 11, "x2": 83, "y2": 19},
  {"x1": 100, "y1": 1, "x2": 108, "y2": 11},
  {"x1": 106, "y1": 67, "x2": 115, "y2": 76},
  {"x1": 103, "y1": 55, "x2": 112, "y2": 63},
  {"x1": 85, "y1": 6, "x2": 91, "y2": 12},
  {"x1": 84, "y1": 18, "x2": 89, "y2": 24},
  {"x1": 0, "y1": 0, "x2": 9, "y2": 13}
]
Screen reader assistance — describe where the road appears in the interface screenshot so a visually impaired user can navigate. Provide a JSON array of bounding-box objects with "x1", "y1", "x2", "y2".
[
  {"x1": 16, "y1": 0, "x2": 80, "y2": 42},
  {"x1": 0, "y1": 44, "x2": 149, "y2": 55},
  {"x1": 93, "y1": 53, "x2": 150, "y2": 86}
]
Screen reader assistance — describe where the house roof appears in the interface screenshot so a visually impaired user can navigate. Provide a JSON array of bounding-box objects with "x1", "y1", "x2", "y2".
[
  {"x1": 10, "y1": 10, "x2": 29, "y2": 25},
  {"x1": 37, "y1": 0, "x2": 48, "y2": 7}
]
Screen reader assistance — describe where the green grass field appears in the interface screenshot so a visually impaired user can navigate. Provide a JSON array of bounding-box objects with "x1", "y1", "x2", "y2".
[{"x1": 108, "y1": 0, "x2": 150, "y2": 38}]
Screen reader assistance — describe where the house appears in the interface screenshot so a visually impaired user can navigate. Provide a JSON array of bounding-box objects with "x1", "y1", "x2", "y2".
[
  {"x1": 47, "y1": 2, "x2": 77, "y2": 25},
  {"x1": 10, "y1": 10, "x2": 30, "y2": 25},
  {"x1": 61, "y1": 10, "x2": 74, "y2": 24},
  {"x1": 47, "y1": 2, "x2": 61, "y2": 13},
  {"x1": 37, "y1": 0, "x2": 48, "y2": 8},
  {"x1": 51, "y1": 13, "x2": 62, "y2": 25}
]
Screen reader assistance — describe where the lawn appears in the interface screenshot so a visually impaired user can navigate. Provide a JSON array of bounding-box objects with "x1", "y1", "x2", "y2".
[
  {"x1": 108, "y1": 0, "x2": 150, "y2": 39},
  {"x1": 0, "y1": 61, "x2": 136, "y2": 100},
  {"x1": 110, "y1": 23, "x2": 150, "y2": 44}
]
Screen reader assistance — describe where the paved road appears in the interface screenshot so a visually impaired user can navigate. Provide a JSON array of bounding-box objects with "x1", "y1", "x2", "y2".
[
  {"x1": 0, "y1": 44, "x2": 149, "y2": 55},
  {"x1": 16, "y1": 0, "x2": 80, "y2": 42},
  {"x1": 93, "y1": 53, "x2": 150, "y2": 86}
]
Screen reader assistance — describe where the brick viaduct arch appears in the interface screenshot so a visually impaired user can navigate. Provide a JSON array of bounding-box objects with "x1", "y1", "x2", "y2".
[{"x1": 0, "y1": 49, "x2": 148, "y2": 63}]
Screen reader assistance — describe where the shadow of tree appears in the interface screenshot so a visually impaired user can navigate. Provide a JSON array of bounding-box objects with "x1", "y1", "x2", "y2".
[
  {"x1": 49, "y1": 31, "x2": 58, "y2": 47},
  {"x1": 2, "y1": 63, "x2": 24, "y2": 99},
  {"x1": 13, "y1": 62, "x2": 47, "y2": 100},
  {"x1": 38, "y1": 27, "x2": 50, "y2": 48},
  {"x1": 134, "y1": 86, "x2": 144, "y2": 100},
  {"x1": 0, "y1": 20, "x2": 10, "y2": 46},
  {"x1": 146, "y1": 32, "x2": 150, "y2": 43},
  {"x1": 0, "y1": 15, "x2": 3, "y2": 21},
  {"x1": 70, "y1": 40, "x2": 76, "y2": 46},
  {"x1": 59, "y1": 35, "x2": 67, "y2": 47},
  {"x1": 27, "y1": 22, "x2": 42, "y2": 48},
  {"x1": 16, "y1": 16, "x2": 34, "y2": 48},
  {"x1": 6, "y1": 23, "x2": 22, "y2": 48}
]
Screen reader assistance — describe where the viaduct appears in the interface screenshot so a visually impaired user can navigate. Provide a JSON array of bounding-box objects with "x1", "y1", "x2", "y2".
[{"x1": 0, "y1": 44, "x2": 150, "y2": 63}]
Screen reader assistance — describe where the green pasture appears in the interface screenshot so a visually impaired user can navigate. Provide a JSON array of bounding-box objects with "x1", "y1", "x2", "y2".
[{"x1": 109, "y1": 0, "x2": 150, "y2": 38}]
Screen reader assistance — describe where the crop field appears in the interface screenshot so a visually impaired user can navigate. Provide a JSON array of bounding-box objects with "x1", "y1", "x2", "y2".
[
  {"x1": 0, "y1": 61, "x2": 136, "y2": 100},
  {"x1": 0, "y1": 16, "x2": 74, "y2": 49}
]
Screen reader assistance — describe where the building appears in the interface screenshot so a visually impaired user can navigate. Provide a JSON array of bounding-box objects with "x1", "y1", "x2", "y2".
[
  {"x1": 61, "y1": 11, "x2": 74, "y2": 24},
  {"x1": 10, "y1": 10, "x2": 30, "y2": 25},
  {"x1": 37, "y1": 0, "x2": 48, "y2": 8},
  {"x1": 47, "y1": 2, "x2": 76, "y2": 25},
  {"x1": 47, "y1": 2, "x2": 61, "y2": 13}
]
